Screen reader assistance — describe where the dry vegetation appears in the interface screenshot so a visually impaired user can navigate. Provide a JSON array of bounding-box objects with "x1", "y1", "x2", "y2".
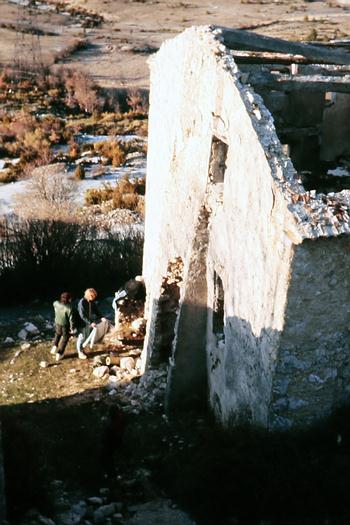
[
  {"x1": 0, "y1": 66, "x2": 148, "y2": 181},
  {"x1": 85, "y1": 174, "x2": 145, "y2": 215}
]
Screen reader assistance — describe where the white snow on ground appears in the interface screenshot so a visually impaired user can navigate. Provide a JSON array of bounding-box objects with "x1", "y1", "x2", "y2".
[
  {"x1": 0, "y1": 135, "x2": 146, "y2": 217},
  {"x1": 76, "y1": 133, "x2": 145, "y2": 145},
  {"x1": 327, "y1": 167, "x2": 350, "y2": 178},
  {"x1": 0, "y1": 179, "x2": 31, "y2": 217},
  {"x1": 0, "y1": 158, "x2": 146, "y2": 216},
  {"x1": 8, "y1": 0, "x2": 30, "y2": 5}
]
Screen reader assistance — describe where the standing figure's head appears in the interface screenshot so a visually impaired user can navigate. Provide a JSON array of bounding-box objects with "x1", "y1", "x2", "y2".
[
  {"x1": 60, "y1": 292, "x2": 72, "y2": 304},
  {"x1": 84, "y1": 288, "x2": 97, "y2": 301}
]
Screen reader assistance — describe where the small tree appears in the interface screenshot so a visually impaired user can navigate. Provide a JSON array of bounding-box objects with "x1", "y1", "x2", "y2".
[
  {"x1": 15, "y1": 164, "x2": 76, "y2": 219},
  {"x1": 75, "y1": 164, "x2": 85, "y2": 180}
]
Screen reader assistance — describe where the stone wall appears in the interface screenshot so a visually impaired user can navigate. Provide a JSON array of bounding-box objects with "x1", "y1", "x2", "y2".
[
  {"x1": 143, "y1": 25, "x2": 350, "y2": 429},
  {"x1": 321, "y1": 93, "x2": 350, "y2": 161},
  {"x1": 143, "y1": 27, "x2": 298, "y2": 423},
  {"x1": 142, "y1": 27, "x2": 223, "y2": 370},
  {"x1": 271, "y1": 235, "x2": 350, "y2": 428}
]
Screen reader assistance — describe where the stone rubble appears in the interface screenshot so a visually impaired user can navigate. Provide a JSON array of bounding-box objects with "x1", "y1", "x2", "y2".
[
  {"x1": 208, "y1": 25, "x2": 350, "y2": 242},
  {"x1": 19, "y1": 494, "x2": 196, "y2": 525}
]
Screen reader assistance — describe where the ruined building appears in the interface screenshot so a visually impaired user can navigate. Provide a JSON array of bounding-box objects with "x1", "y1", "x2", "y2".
[{"x1": 142, "y1": 26, "x2": 350, "y2": 429}]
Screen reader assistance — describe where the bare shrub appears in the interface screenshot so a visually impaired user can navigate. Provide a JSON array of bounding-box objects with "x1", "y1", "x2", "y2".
[
  {"x1": 63, "y1": 69, "x2": 103, "y2": 114},
  {"x1": 0, "y1": 216, "x2": 143, "y2": 303},
  {"x1": 118, "y1": 192, "x2": 139, "y2": 211},
  {"x1": 84, "y1": 175, "x2": 145, "y2": 215},
  {"x1": 68, "y1": 139, "x2": 81, "y2": 160},
  {"x1": 15, "y1": 164, "x2": 77, "y2": 219},
  {"x1": 126, "y1": 88, "x2": 149, "y2": 114},
  {"x1": 306, "y1": 28, "x2": 318, "y2": 41}
]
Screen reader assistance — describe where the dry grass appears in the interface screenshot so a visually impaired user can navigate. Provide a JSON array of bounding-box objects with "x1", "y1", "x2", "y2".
[
  {"x1": 93, "y1": 140, "x2": 127, "y2": 166},
  {"x1": 85, "y1": 175, "x2": 145, "y2": 215},
  {"x1": 0, "y1": 170, "x2": 17, "y2": 183}
]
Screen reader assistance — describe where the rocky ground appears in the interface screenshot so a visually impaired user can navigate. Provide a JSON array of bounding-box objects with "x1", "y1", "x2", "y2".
[
  {"x1": 2, "y1": 1, "x2": 350, "y2": 523},
  {"x1": 0, "y1": 300, "x2": 187, "y2": 525},
  {"x1": 2, "y1": 301, "x2": 350, "y2": 525}
]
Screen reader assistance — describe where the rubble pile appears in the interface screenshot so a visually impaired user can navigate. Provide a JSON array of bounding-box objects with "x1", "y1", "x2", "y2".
[
  {"x1": 18, "y1": 484, "x2": 195, "y2": 525},
  {"x1": 150, "y1": 257, "x2": 184, "y2": 363},
  {"x1": 92, "y1": 345, "x2": 167, "y2": 415},
  {"x1": 288, "y1": 188, "x2": 350, "y2": 237},
  {"x1": 79, "y1": 204, "x2": 144, "y2": 231}
]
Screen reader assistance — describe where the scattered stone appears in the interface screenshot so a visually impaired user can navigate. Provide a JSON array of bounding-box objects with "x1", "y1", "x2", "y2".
[
  {"x1": 308, "y1": 374, "x2": 324, "y2": 384},
  {"x1": 128, "y1": 349, "x2": 141, "y2": 357},
  {"x1": 18, "y1": 329, "x2": 28, "y2": 340},
  {"x1": 39, "y1": 361, "x2": 48, "y2": 368},
  {"x1": 4, "y1": 337, "x2": 15, "y2": 344},
  {"x1": 24, "y1": 322, "x2": 40, "y2": 335},
  {"x1": 54, "y1": 499, "x2": 87, "y2": 525},
  {"x1": 131, "y1": 318, "x2": 146, "y2": 332},
  {"x1": 99, "y1": 488, "x2": 110, "y2": 497},
  {"x1": 288, "y1": 398, "x2": 308, "y2": 410},
  {"x1": 124, "y1": 500, "x2": 196, "y2": 525},
  {"x1": 120, "y1": 357, "x2": 135, "y2": 372},
  {"x1": 93, "y1": 356, "x2": 105, "y2": 367},
  {"x1": 93, "y1": 366, "x2": 109, "y2": 378},
  {"x1": 37, "y1": 515, "x2": 56, "y2": 525},
  {"x1": 108, "y1": 389, "x2": 117, "y2": 396},
  {"x1": 93, "y1": 503, "x2": 116, "y2": 523},
  {"x1": 87, "y1": 497, "x2": 104, "y2": 506}
]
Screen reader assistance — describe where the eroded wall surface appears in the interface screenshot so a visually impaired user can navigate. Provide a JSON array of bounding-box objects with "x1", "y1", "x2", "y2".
[
  {"x1": 143, "y1": 27, "x2": 298, "y2": 424},
  {"x1": 271, "y1": 236, "x2": 350, "y2": 428},
  {"x1": 143, "y1": 27, "x2": 222, "y2": 372},
  {"x1": 143, "y1": 25, "x2": 350, "y2": 428}
]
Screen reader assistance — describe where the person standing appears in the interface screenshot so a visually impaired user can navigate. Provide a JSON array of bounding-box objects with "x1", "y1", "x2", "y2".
[
  {"x1": 76, "y1": 288, "x2": 106, "y2": 359},
  {"x1": 112, "y1": 275, "x2": 145, "y2": 331},
  {"x1": 51, "y1": 292, "x2": 76, "y2": 362}
]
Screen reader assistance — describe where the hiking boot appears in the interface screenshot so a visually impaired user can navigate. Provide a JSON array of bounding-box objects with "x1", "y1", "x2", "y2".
[
  {"x1": 78, "y1": 351, "x2": 87, "y2": 360},
  {"x1": 55, "y1": 352, "x2": 64, "y2": 362},
  {"x1": 50, "y1": 345, "x2": 58, "y2": 355}
]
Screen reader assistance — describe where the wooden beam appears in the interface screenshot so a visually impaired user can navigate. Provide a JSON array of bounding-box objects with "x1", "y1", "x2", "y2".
[
  {"x1": 299, "y1": 64, "x2": 350, "y2": 76},
  {"x1": 218, "y1": 27, "x2": 350, "y2": 65},
  {"x1": 239, "y1": 63, "x2": 350, "y2": 77},
  {"x1": 245, "y1": 71, "x2": 350, "y2": 93},
  {"x1": 231, "y1": 49, "x2": 310, "y2": 65}
]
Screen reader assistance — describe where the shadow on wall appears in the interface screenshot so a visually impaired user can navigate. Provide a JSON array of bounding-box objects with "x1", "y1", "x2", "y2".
[
  {"x1": 152, "y1": 294, "x2": 350, "y2": 429},
  {"x1": 162, "y1": 300, "x2": 281, "y2": 426},
  {"x1": 145, "y1": 284, "x2": 282, "y2": 424}
]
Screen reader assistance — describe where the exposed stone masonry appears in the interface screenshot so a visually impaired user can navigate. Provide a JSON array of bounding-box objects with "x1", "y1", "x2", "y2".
[{"x1": 142, "y1": 25, "x2": 350, "y2": 428}]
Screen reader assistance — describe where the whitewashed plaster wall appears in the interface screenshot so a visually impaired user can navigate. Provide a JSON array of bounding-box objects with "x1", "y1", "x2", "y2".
[
  {"x1": 142, "y1": 28, "x2": 221, "y2": 369},
  {"x1": 205, "y1": 106, "x2": 296, "y2": 426},
  {"x1": 143, "y1": 27, "x2": 298, "y2": 423},
  {"x1": 142, "y1": 26, "x2": 350, "y2": 428}
]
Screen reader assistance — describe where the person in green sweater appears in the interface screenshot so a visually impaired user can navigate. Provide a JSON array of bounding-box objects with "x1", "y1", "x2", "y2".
[{"x1": 50, "y1": 292, "x2": 76, "y2": 362}]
